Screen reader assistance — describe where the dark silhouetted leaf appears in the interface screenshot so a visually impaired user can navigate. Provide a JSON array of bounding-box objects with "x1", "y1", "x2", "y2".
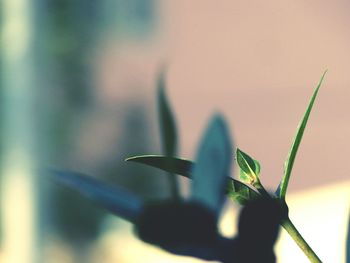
[
  {"x1": 50, "y1": 170, "x2": 143, "y2": 223},
  {"x1": 278, "y1": 71, "x2": 327, "y2": 200},
  {"x1": 126, "y1": 155, "x2": 192, "y2": 177},
  {"x1": 190, "y1": 114, "x2": 233, "y2": 214},
  {"x1": 158, "y1": 70, "x2": 177, "y2": 157},
  {"x1": 157, "y1": 69, "x2": 180, "y2": 198}
]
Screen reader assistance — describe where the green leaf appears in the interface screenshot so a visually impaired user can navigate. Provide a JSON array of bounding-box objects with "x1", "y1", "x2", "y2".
[
  {"x1": 50, "y1": 170, "x2": 143, "y2": 223},
  {"x1": 158, "y1": 70, "x2": 177, "y2": 156},
  {"x1": 254, "y1": 159, "x2": 261, "y2": 175},
  {"x1": 126, "y1": 155, "x2": 192, "y2": 177},
  {"x1": 126, "y1": 155, "x2": 260, "y2": 204},
  {"x1": 157, "y1": 69, "x2": 180, "y2": 199},
  {"x1": 226, "y1": 179, "x2": 260, "y2": 205},
  {"x1": 278, "y1": 71, "x2": 327, "y2": 200},
  {"x1": 239, "y1": 169, "x2": 251, "y2": 184},
  {"x1": 236, "y1": 148, "x2": 261, "y2": 185}
]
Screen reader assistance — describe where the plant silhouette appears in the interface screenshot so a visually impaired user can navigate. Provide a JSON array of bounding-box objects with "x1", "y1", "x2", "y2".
[
  {"x1": 127, "y1": 71, "x2": 327, "y2": 262},
  {"x1": 136, "y1": 197, "x2": 285, "y2": 263},
  {"x1": 52, "y1": 71, "x2": 335, "y2": 263},
  {"x1": 52, "y1": 115, "x2": 286, "y2": 263}
]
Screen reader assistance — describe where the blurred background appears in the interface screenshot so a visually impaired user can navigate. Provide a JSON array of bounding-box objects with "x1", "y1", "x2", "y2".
[{"x1": 0, "y1": 0, "x2": 349, "y2": 262}]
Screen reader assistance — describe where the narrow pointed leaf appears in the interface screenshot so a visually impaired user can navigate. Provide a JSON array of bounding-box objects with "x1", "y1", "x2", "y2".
[
  {"x1": 157, "y1": 70, "x2": 180, "y2": 198},
  {"x1": 126, "y1": 155, "x2": 192, "y2": 177},
  {"x1": 158, "y1": 70, "x2": 177, "y2": 157},
  {"x1": 236, "y1": 148, "x2": 260, "y2": 185},
  {"x1": 126, "y1": 155, "x2": 259, "y2": 205},
  {"x1": 50, "y1": 170, "x2": 143, "y2": 223},
  {"x1": 278, "y1": 71, "x2": 327, "y2": 199}
]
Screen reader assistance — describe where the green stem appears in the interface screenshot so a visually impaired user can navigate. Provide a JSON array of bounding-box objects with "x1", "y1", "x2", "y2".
[{"x1": 281, "y1": 217, "x2": 322, "y2": 263}]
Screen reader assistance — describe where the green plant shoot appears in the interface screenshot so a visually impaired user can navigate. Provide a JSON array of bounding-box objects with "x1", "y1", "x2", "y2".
[
  {"x1": 236, "y1": 148, "x2": 261, "y2": 186},
  {"x1": 278, "y1": 70, "x2": 327, "y2": 200},
  {"x1": 125, "y1": 155, "x2": 260, "y2": 205},
  {"x1": 157, "y1": 69, "x2": 180, "y2": 199},
  {"x1": 126, "y1": 71, "x2": 329, "y2": 263}
]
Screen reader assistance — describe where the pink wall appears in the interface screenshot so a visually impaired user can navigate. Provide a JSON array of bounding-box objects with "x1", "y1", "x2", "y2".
[{"x1": 96, "y1": 0, "x2": 350, "y2": 193}]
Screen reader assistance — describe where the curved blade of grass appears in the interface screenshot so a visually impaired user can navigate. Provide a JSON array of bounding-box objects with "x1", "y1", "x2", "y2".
[
  {"x1": 278, "y1": 71, "x2": 327, "y2": 200},
  {"x1": 157, "y1": 69, "x2": 180, "y2": 198},
  {"x1": 126, "y1": 155, "x2": 259, "y2": 204},
  {"x1": 126, "y1": 155, "x2": 192, "y2": 177},
  {"x1": 158, "y1": 69, "x2": 178, "y2": 157}
]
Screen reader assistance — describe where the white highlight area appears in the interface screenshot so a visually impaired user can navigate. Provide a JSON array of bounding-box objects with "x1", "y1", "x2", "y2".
[
  {"x1": 1, "y1": 157, "x2": 36, "y2": 263},
  {"x1": 276, "y1": 180, "x2": 350, "y2": 263},
  {"x1": 94, "y1": 180, "x2": 350, "y2": 263}
]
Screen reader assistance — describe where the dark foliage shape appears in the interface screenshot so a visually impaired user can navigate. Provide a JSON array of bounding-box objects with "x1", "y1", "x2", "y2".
[{"x1": 135, "y1": 197, "x2": 285, "y2": 263}]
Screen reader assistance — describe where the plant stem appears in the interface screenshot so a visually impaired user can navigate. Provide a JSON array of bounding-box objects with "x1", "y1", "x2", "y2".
[{"x1": 281, "y1": 217, "x2": 322, "y2": 263}]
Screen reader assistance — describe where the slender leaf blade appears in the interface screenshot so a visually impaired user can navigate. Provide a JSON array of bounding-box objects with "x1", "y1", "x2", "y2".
[
  {"x1": 158, "y1": 70, "x2": 177, "y2": 156},
  {"x1": 50, "y1": 170, "x2": 143, "y2": 223},
  {"x1": 126, "y1": 155, "x2": 192, "y2": 177},
  {"x1": 126, "y1": 155, "x2": 259, "y2": 205},
  {"x1": 279, "y1": 71, "x2": 327, "y2": 199},
  {"x1": 157, "y1": 69, "x2": 180, "y2": 198}
]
